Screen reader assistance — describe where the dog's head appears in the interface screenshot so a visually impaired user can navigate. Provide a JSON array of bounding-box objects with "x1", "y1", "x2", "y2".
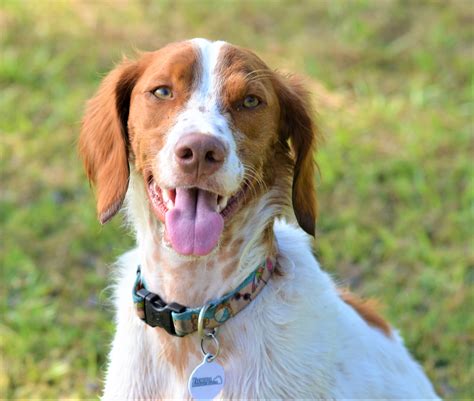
[{"x1": 79, "y1": 39, "x2": 318, "y2": 256}]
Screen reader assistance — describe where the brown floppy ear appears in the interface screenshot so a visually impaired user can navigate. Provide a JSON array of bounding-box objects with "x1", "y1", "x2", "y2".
[
  {"x1": 275, "y1": 74, "x2": 319, "y2": 236},
  {"x1": 79, "y1": 59, "x2": 141, "y2": 224}
]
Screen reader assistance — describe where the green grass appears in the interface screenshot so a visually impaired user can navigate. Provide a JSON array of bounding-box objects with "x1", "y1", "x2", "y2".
[{"x1": 1, "y1": 0, "x2": 472, "y2": 398}]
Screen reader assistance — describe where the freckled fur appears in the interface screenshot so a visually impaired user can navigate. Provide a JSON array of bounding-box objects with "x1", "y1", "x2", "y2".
[{"x1": 80, "y1": 39, "x2": 440, "y2": 400}]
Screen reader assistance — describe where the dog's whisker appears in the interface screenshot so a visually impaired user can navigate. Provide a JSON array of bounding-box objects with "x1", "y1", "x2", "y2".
[{"x1": 79, "y1": 39, "x2": 438, "y2": 401}]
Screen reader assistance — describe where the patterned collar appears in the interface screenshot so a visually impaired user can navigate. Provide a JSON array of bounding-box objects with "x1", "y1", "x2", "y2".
[{"x1": 133, "y1": 258, "x2": 275, "y2": 337}]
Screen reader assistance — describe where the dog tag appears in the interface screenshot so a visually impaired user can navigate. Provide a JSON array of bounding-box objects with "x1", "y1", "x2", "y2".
[{"x1": 188, "y1": 354, "x2": 225, "y2": 400}]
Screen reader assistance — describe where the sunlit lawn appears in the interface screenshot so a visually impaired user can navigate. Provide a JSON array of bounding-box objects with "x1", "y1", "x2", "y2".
[{"x1": 1, "y1": 0, "x2": 472, "y2": 398}]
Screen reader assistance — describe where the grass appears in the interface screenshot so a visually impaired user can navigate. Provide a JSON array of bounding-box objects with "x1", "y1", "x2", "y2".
[{"x1": 1, "y1": 0, "x2": 472, "y2": 399}]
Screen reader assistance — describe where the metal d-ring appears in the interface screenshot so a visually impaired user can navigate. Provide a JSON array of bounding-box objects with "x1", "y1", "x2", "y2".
[
  {"x1": 198, "y1": 304, "x2": 217, "y2": 338},
  {"x1": 200, "y1": 330, "x2": 220, "y2": 362},
  {"x1": 197, "y1": 303, "x2": 220, "y2": 361},
  {"x1": 197, "y1": 303, "x2": 213, "y2": 339}
]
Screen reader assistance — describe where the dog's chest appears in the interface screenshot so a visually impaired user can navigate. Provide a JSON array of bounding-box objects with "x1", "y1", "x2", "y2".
[
  {"x1": 148, "y1": 345, "x2": 275, "y2": 399},
  {"x1": 142, "y1": 317, "x2": 321, "y2": 400}
]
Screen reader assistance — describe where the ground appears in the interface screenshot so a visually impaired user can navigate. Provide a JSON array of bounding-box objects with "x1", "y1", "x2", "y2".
[{"x1": 1, "y1": 0, "x2": 472, "y2": 398}]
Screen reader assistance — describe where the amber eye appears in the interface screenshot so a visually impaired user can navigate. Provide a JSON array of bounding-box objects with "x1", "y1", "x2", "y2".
[
  {"x1": 242, "y1": 95, "x2": 260, "y2": 109},
  {"x1": 153, "y1": 86, "x2": 173, "y2": 100}
]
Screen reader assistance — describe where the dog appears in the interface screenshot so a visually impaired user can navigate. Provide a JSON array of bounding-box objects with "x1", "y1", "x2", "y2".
[{"x1": 79, "y1": 38, "x2": 439, "y2": 400}]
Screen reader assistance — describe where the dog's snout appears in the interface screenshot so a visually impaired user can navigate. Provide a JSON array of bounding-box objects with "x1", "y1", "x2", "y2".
[{"x1": 174, "y1": 134, "x2": 227, "y2": 176}]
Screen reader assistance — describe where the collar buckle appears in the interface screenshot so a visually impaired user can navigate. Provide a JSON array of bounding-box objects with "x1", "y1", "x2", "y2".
[{"x1": 137, "y1": 288, "x2": 185, "y2": 336}]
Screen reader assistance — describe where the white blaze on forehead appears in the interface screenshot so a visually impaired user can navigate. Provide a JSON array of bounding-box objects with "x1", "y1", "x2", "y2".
[
  {"x1": 185, "y1": 38, "x2": 229, "y2": 134},
  {"x1": 157, "y1": 38, "x2": 244, "y2": 194},
  {"x1": 190, "y1": 38, "x2": 227, "y2": 105}
]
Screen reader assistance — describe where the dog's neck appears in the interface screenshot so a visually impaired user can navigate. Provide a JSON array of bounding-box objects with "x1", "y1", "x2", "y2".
[{"x1": 126, "y1": 171, "x2": 285, "y2": 307}]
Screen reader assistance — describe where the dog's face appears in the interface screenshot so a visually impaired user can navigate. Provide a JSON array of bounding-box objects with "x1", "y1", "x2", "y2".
[{"x1": 80, "y1": 39, "x2": 318, "y2": 256}]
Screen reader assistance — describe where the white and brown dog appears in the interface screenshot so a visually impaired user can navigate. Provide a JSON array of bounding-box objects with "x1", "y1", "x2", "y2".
[{"x1": 79, "y1": 39, "x2": 439, "y2": 400}]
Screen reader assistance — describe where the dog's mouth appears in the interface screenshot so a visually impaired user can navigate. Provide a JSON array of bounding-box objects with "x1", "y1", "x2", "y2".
[{"x1": 146, "y1": 176, "x2": 248, "y2": 256}]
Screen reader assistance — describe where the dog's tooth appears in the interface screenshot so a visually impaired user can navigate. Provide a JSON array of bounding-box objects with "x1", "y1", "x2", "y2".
[
  {"x1": 220, "y1": 196, "x2": 229, "y2": 208},
  {"x1": 160, "y1": 189, "x2": 175, "y2": 210},
  {"x1": 216, "y1": 196, "x2": 228, "y2": 213}
]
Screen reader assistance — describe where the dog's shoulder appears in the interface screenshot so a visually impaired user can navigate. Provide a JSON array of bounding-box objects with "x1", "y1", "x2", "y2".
[{"x1": 270, "y1": 220, "x2": 439, "y2": 398}]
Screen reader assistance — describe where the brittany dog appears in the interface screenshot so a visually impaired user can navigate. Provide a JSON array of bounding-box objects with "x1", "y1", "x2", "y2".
[{"x1": 79, "y1": 38, "x2": 440, "y2": 400}]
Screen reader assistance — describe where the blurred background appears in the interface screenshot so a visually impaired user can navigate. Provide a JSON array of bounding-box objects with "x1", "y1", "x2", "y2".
[{"x1": 1, "y1": 0, "x2": 472, "y2": 398}]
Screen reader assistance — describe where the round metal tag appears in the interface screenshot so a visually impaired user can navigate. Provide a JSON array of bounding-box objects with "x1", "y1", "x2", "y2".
[{"x1": 188, "y1": 355, "x2": 225, "y2": 400}]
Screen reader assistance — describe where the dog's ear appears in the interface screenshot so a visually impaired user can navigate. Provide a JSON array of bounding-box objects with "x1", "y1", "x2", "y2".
[
  {"x1": 275, "y1": 74, "x2": 319, "y2": 236},
  {"x1": 79, "y1": 59, "x2": 142, "y2": 224}
]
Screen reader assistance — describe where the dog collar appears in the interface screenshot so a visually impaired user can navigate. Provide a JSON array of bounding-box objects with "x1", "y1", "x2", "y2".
[{"x1": 133, "y1": 258, "x2": 274, "y2": 337}]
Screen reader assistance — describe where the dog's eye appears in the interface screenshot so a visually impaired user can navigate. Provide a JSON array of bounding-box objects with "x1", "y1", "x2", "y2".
[
  {"x1": 242, "y1": 95, "x2": 260, "y2": 109},
  {"x1": 153, "y1": 86, "x2": 173, "y2": 100}
]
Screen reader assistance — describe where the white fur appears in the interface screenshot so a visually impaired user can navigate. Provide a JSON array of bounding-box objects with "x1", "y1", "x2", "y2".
[
  {"x1": 157, "y1": 39, "x2": 243, "y2": 196},
  {"x1": 104, "y1": 221, "x2": 439, "y2": 400},
  {"x1": 102, "y1": 39, "x2": 440, "y2": 400}
]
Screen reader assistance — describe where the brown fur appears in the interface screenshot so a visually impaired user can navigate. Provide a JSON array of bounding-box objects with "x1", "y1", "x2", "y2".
[
  {"x1": 273, "y1": 74, "x2": 319, "y2": 236},
  {"x1": 79, "y1": 59, "x2": 145, "y2": 223},
  {"x1": 154, "y1": 330, "x2": 200, "y2": 380},
  {"x1": 219, "y1": 45, "x2": 319, "y2": 236},
  {"x1": 340, "y1": 290, "x2": 392, "y2": 337},
  {"x1": 79, "y1": 42, "x2": 198, "y2": 224},
  {"x1": 80, "y1": 42, "x2": 318, "y2": 236},
  {"x1": 128, "y1": 42, "x2": 199, "y2": 180},
  {"x1": 80, "y1": 40, "x2": 316, "y2": 314},
  {"x1": 218, "y1": 46, "x2": 282, "y2": 217},
  {"x1": 80, "y1": 41, "x2": 427, "y2": 400}
]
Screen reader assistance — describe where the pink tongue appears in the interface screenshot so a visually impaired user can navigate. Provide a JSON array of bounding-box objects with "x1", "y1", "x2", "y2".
[{"x1": 165, "y1": 188, "x2": 224, "y2": 256}]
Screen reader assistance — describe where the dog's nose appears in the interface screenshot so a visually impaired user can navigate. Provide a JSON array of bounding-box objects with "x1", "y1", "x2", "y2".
[{"x1": 174, "y1": 134, "x2": 227, "y2": 176}]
